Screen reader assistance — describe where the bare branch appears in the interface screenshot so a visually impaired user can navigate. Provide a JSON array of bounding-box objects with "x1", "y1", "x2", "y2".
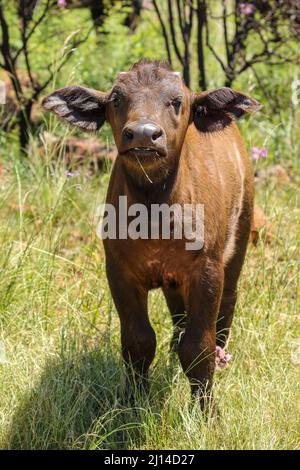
[
  {"x1": 167, "y1": 0, "x2": 183, "y2": 64},
  {"x1": 13, "y1": 0, "x2": 56, "y2": 63},
  {"x1": 152, "y1": 0, "x2": 172, "y2": 64},
  {"x1": 32, "y1": 26, "x2": 94, "y2": 101},
  {"x1": 205, "y1": 11, "x2": 226, "y2": 73},
  {"x1": 222, "y1": 1, "x2": 230, "y2": 65}
]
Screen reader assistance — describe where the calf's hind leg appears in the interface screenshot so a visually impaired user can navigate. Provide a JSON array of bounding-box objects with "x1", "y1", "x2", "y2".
[
  {"x1": 217, "y1": 213, "x2": 252, "y2": 350},
  {"x1": 178, "y1": 259, "x2": 224, "y2": 410}
]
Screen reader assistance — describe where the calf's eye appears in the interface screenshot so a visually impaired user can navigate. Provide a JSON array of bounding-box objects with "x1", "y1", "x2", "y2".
[
  {"x1": 171, "y1": 98, "x2": 182, "y2": 112},
  {"x1": 110, "y1": 92, "x2": 121, "y2": 108},
  {"x1": 113, "y1": 96, "x2": 121, "y2": 108}
]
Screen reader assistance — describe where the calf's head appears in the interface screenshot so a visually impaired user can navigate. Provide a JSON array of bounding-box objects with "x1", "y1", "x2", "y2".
[{"x1": 43, "y1": 60, "x2": 261, "y2": 182}]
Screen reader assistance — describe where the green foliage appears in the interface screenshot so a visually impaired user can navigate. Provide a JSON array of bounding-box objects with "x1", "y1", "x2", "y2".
[{"x1": 0, "y1": 0, "x2": 299, "y2": 450}]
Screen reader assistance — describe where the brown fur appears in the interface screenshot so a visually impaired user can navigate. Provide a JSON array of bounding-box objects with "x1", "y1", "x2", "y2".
[{"x1": 43, "y1": 60, "x2": 261, "y2": 410}]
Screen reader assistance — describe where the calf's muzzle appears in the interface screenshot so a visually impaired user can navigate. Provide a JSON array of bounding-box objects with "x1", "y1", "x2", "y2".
[{"x1": 121, "y1": 119, "x2": 166, "y2": 155}]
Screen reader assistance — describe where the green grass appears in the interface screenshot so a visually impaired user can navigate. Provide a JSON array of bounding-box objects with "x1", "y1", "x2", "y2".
[
  {"x1": 0, "y1": 152, "x2": 299, "y2": 450},
  {"x1": 0, "y1": 0, "x2": 299, "y2": 450}
]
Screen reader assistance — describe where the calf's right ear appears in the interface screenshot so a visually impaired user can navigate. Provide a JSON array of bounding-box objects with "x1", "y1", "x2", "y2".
[{"x1": 42, "y1": 86, "x2": 108, "y2": 131}]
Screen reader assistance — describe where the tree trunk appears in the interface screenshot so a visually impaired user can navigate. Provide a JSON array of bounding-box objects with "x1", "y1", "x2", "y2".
[
  {"x1": 197, "y1": 0, "x2": 207, "y2": 90},
  {"x1": 89, "y1": 0, "x2": 106, "y2": 31},
  {"x1": 18, "y1": 101, "x2": 33, "y2": 152},
  {"x1": 225, "y1": 77, "x2": 233, "y2": 87},
  {"x1": 183, "y1": 57, "x2": 190, "y2": 87},
  {"x1": 124, "y1": 0, "x2": 143, "y2": 32}
]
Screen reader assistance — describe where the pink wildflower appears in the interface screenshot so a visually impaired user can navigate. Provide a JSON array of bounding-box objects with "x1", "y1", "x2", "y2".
[
  {"x1": 58, "y1": 0, "x2": 67, "y2": 8},
  {"x1": 252, "y1": 147, "x2": 261, "y2": 161},
  {"x1": 239, "y1": 2, "x2": 255, "y2": 15},
  {"x1": 260, "y1": 146, "x2": 268, "y2": 158},
  {"x1": 252, "y1": 146, "x2": 268, "y2": 161}
]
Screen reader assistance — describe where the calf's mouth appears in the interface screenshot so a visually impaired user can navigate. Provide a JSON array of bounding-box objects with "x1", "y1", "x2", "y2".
[{"x1": 122, "y1": 146, "x2": 167, "y2": 159}]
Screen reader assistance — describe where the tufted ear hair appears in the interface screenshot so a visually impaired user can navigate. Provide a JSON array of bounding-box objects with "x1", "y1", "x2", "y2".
[
  {"x1": 192, "y1": 87, "x2": 262, "y2": 132},
  {"x1": 42, "y1": 86, "x2": 108, "y2": 131}
]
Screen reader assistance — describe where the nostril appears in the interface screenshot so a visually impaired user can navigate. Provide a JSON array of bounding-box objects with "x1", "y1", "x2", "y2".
[
  {"x1": 123, "y1": 127, "x2": 134, "y2": 140},
  {"x1": 152, "y1": 128, "x2": 163, "y2": 141}
]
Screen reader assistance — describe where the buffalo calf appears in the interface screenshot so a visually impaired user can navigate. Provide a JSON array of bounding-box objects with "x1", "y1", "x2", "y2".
[{"x1": 43, "y1": 60, "x2": 261, "y2": 410}]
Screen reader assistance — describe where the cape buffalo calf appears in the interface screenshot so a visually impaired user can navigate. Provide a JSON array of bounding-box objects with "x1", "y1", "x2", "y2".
[{"x1": 43, "y1": 60, "x2": 261, "y2": 410}]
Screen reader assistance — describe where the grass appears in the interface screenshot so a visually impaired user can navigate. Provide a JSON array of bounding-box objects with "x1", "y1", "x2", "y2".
[
  {"x1": 0, "y1": 0, "x2": 299, "y2": 450},
  {"x1": 0, "y1": 150, "x2": 299, "y2": 450}
]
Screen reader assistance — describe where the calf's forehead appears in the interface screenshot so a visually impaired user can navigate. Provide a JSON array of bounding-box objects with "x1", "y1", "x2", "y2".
[{"x1": 113, "y1": 71, "x2": 186, "y2": 99}]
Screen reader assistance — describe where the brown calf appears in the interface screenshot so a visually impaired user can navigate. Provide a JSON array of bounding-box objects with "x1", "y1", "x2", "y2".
[{"x1": 43, "y1": 60, "x2": 261, "y2": 410}]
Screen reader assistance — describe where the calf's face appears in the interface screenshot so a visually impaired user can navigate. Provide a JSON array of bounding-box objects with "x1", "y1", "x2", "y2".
[
  {"x1": 106, "y1": 69, "x2": 191, "y2": 166},
  {"x1": 42, "y1": 61, "x2": 261, "y2": 176}
]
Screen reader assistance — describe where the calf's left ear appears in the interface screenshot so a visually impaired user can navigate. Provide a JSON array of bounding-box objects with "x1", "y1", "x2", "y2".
[
  {"x1": 192, "y1": 87, "x2": 262, "y2": 132},
  {"x1": 42, "y1": 86, "x2": 108, "y2": 131}
]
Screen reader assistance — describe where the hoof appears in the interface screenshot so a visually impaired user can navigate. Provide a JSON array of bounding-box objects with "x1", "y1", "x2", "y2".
[{"x1": 215, "y1": 345, "x2": 232, "y2": 369}]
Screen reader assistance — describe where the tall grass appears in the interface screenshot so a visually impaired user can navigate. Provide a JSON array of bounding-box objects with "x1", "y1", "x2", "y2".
[
  {"x1": 0, "y1": 150, "x2": 299, "y2": 449},
  {"x1": 0, "y1": 1, "x2": 299, "y2": 450}
]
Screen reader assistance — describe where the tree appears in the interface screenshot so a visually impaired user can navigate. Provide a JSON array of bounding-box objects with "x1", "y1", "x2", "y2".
[
  {"x1": 152, "y1": 0, "x2": 195, "y2": 87},
  {"x1": 0, "y1": 0, "x2": 92, "y2": 151},
  {"x1": 205, "y1": 0, "x2": 300, "y2": 87},
  {"x1": 65, "y1": 1, "x2": 143, "y2": 34},
  {"x1": 153, "y1": 0, "x2": 300, "y2": 90},
  {"x1": 65, "y1": 0, "x2": 116, "y2": 33},
  {"x1": 196, "y1": 0, "x2": 207, "y2": 90},
  {"x1": 124, "y1": 0, "x2": 144, "y2": 32}
]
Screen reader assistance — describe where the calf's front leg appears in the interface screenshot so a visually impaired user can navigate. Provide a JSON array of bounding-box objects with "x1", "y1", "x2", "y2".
[
  {"x1": 178, "y1": 259, "x2": 224, "y2": 411},
  {"x1": 106, "y1": 262, "x2": 156, "y2": 395}
]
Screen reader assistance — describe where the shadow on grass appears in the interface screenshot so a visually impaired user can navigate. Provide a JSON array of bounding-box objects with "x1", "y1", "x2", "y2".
[{"x1": 4, "y1": 347, "x2": 175, "y2": 450}]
